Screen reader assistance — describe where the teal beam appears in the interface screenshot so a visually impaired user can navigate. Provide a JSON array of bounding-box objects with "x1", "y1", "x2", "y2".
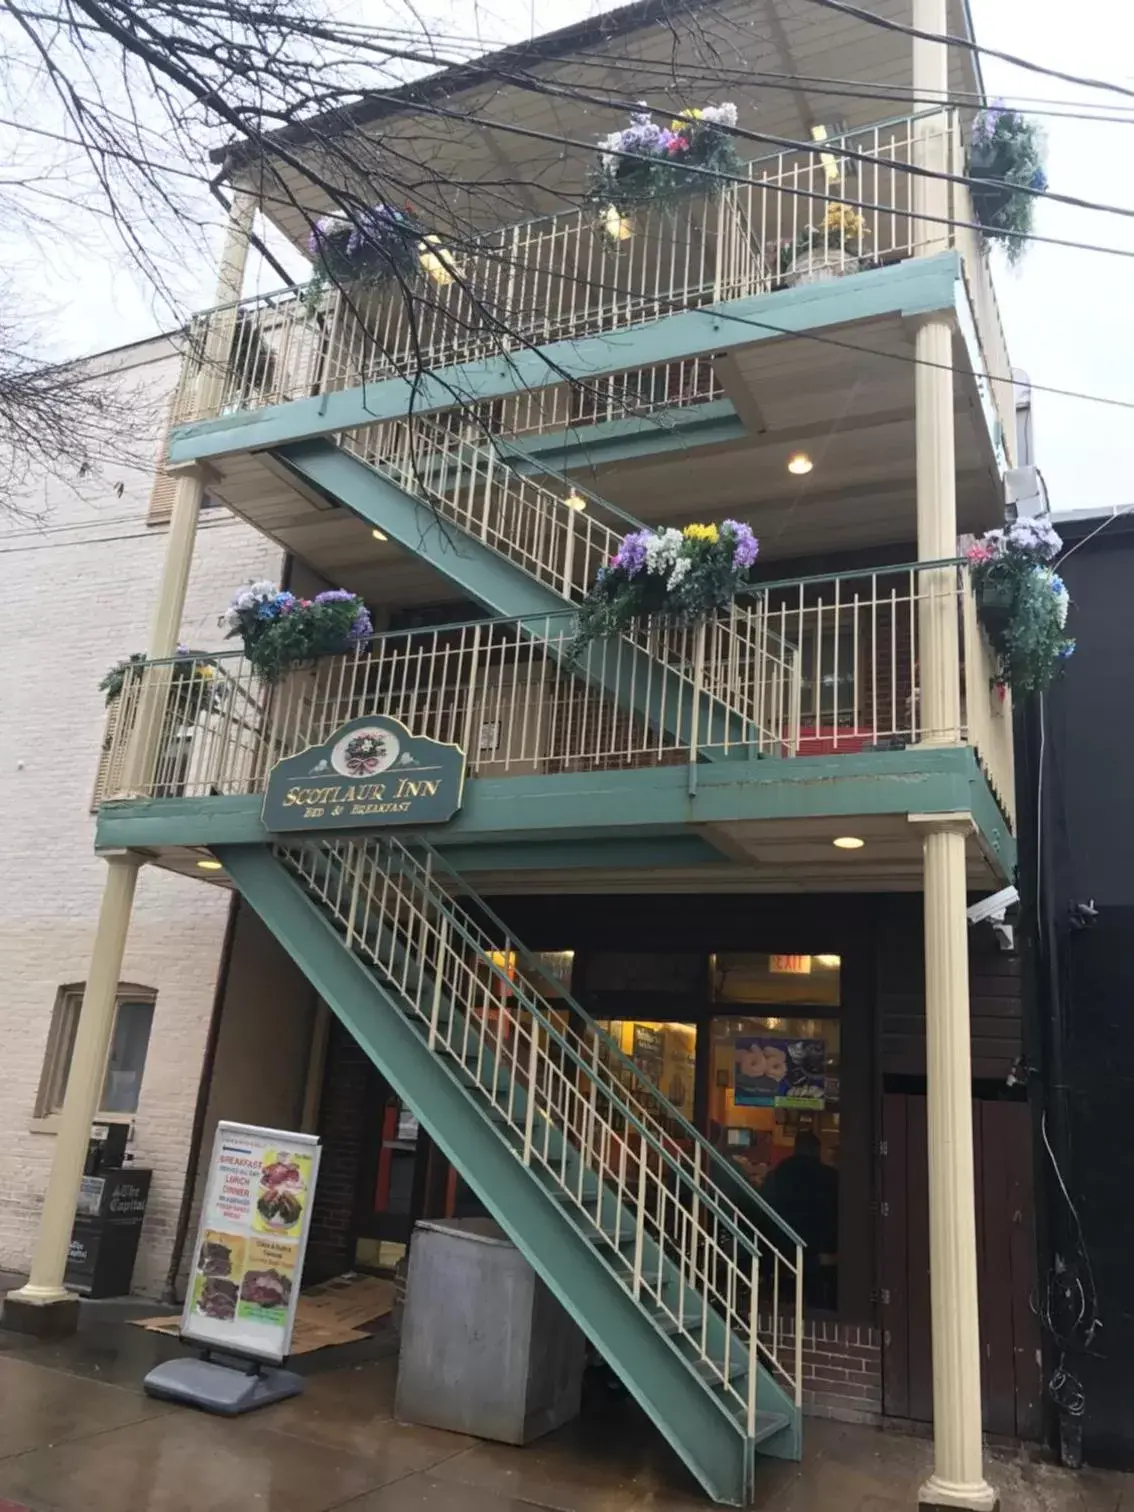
[
  {"x1": 497, "y1": 401, "x2": 745, "y2": 476},
  {"x1": 168, "y1": 254, "x2": 960, "y2": 465},
  {"x1": 218, "y1": 845, "x2": 751, "y2": 1505},
  {"x1": 95, "y1": 745, "x2": 1016, "y2": 877},
  {"x1": 275, "y1": 438, "x2": 747, "y2": 756}
]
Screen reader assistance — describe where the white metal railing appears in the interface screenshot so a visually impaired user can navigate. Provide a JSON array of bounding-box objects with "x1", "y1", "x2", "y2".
[
  {"x1": 94, "y1": 565, "x2": 1014, "y2": 824},
  {"x1": 171, "y1": 108, "x2": 1002, "y2": 434},
  {"x1": 93, "y1": 612, "x2": 796, "y2": 805},
  {"x1": 282, "y1": 832, "x2": 805, "y2": 1427}
]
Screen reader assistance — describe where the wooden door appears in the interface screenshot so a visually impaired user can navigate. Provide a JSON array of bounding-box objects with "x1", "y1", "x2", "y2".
[{"x1": 880, "y1": 1093, "x2": 1042, "y2": 1439}]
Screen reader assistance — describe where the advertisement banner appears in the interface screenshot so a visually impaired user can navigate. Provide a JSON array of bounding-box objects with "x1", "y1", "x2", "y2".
[
  {"x1": 180, "y1": 1122, "x2": 321, "y2": 1363},
  {"x1": 733, "y1": 1035, "x2": 827, "y2": 1108}
]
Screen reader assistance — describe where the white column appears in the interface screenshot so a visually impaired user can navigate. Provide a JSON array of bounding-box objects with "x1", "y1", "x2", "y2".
[
  {"x1": 122, "y1": 188, "x2": 257, "y2": 795},
  {"x1": 3, "y1": 854, "x2": 143, "y2": 1330},
  {"x1": 912, "y1": 815, "x2": 996, "y2": 1511},
  {"x1": 911, "y1": 3, "x2": 995, "y2": 1506}
]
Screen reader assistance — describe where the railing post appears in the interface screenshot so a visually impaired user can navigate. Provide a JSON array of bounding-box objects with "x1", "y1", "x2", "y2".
[
  {"x1": 747, "y1": 1247, "x2": 761, "y2": 1437},
  {"x1": 428, "y1": 915, "x2": 450, "y2": 1051},
  {"x1": 344, "y1": 847, "x2": 363, "y2": 952},
  {"x1": 522, "y1": 1017, "x2": 540, "y2": 1166},
  {"x1": 632, "y1": 1146, "x2": 648, "y2": 1299},
  {"x1": 794, "y1": 1246, "x2": 804, "y2": 1408},
  {"x1": 561, "y1": 508, "x2": 577, "y2": 599}
]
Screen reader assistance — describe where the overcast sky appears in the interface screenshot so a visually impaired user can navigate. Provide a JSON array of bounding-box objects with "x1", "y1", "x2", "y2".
[{"x1": 18, "y1": 0, "x2": 1134, "y2": 515}]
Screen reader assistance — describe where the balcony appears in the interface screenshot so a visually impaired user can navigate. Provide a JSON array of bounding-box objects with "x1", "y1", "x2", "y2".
[
  {"x1": 96, "y1": 562, "x2": 1014, "y2": 832},
  {"x1": 173, "y1": 109, "x2": 1013, "y2": 464}
]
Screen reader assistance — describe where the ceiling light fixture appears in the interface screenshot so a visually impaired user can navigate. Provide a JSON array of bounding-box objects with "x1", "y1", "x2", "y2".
[
  {"x1": 197, "y1": 858, "x2": 224, "y2": 871},
  {"x1": 564, "y1": 490, "x2": 588, "y2": 513},
  {"x1": 787, "y1": 452, "x2": 814, "y2": 476},
  {"x1": 371, "y1": 527, "x2": 389, "y2": 542},
  {"x1": 832, "y1": 836, "x2": 865, "y2": 850}
]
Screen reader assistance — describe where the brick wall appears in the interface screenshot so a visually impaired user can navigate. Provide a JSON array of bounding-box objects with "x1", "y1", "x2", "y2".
[
  {"x1": 0, "y1": 334, "x2": 284, "y2": 1294},
  {"x1": 782, "y1": 1316, "x2": 883, "y2": 1424}
]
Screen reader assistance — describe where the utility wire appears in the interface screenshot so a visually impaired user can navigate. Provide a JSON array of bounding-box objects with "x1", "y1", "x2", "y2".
[{"x1": 796, "y1": 0, "x2": 1134, "y2": 105}]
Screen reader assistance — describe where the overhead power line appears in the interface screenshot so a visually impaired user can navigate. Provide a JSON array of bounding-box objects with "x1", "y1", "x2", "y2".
[{"x1": 797, "y1": 0, "x2": 1134, "y2": 105}]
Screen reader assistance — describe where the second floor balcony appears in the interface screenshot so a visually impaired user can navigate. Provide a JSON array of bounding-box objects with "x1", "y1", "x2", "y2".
[{"x1": 96, "y1": 560, "x2": 1015, "y2": 841}]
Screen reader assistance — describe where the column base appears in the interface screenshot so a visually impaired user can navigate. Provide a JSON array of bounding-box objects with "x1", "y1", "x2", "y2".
[
  {"x1": 2, "y1": 1287, "x2": 81, "y2": 1339},
  {"x1": 919, "y1": 1475, "x2": 999, "y2": 1512}
]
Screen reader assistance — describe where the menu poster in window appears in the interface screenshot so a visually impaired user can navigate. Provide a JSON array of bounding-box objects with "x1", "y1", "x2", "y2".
[
  {"x1": 733, "y1": 1036, "x2": 826, "y2": 1108},
  {"x1": 631, "y1": 1024, "x2": 665, "y2": 1082},
  {"x1": 180, "y1": 1122, "x2": 321, "y2": 1363}
]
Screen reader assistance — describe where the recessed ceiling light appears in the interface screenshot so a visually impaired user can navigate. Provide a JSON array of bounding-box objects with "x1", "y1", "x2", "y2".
[
  {"x1": 564, "y1": 490, "x2": 587, "y2": 512},
  {"x1": 787, "y1": 452, "x2": 814, "y2": 476},
  {"x1": 832, "y1": 836, "x2": 865, "y2": 850},
  {"x1": 371, "y1": 527, "x2": 389, "y2": 541},
  {"x1": 197, "y1": 858, "x2": 224, "y2": 871}
]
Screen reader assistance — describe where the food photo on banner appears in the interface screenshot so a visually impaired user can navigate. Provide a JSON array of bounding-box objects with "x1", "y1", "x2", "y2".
[{"x1": 733, "y1": 1035, "x2": 827, "y2": 1108}]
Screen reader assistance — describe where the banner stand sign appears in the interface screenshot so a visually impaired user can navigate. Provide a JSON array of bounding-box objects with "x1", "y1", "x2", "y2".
[{"x1": 143, "y1": 1122, "x2": 321, "y2": 1416}]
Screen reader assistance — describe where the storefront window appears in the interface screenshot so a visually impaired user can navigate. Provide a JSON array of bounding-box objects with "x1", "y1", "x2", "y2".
[
  {"x1": 708, "y1": 1010, "x2": 842, "y2": 1311},
  {"x1": 595, "y1": 1019, "x2": 697, "y2": 1128}
]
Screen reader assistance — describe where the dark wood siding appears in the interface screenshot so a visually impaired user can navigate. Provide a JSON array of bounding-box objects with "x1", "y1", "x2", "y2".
[{"x1": 876, "y1": 896, "x2": 1023, "y2": 1081}]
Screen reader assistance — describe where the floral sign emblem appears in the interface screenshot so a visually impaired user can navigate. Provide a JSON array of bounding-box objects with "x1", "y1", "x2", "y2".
[{"x1": 332, "y1": 727, "x2": 400, "y2": 777}]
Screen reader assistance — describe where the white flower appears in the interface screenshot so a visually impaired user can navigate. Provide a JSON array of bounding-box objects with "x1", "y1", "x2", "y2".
[
  {"x1": 701, "y1": 102, "x2": 738, "y2": 127},
  {"x1": 667, "y1": 556, "x2": 692, "y2": 591},
  {"x1": 644, "y1": 527, "x2": 683, "y2": 576}
]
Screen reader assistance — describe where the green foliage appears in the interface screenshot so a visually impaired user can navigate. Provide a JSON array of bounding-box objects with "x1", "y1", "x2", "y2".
[
  {"x1": 99, "y1": 650, "x2": 224, "y2": 711},
  {"x1": 968, "y1": 108, "x2": 1048, "y2": 266},
  {"x1": 971, "y1": 545, "x2": 1073, "y2": 697}
]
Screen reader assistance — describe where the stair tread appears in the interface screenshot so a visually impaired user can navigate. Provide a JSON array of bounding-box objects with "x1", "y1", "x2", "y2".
[{"x1": 752, "y1": 1410, "x2": 793, "y2": 1447}]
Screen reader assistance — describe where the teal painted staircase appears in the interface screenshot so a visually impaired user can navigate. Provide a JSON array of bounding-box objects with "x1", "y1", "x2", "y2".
[
  {"x1": 218, "y1": 834, "x2": 805, "y2": 1506},
  {"x1": 272, "y1": 417, "x2": 798, "y2": 760}
]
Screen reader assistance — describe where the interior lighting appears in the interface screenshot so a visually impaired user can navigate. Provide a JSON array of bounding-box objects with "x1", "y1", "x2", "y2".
[
  {"x1": 832, "y1": 836, "x2": 865, "y2": 850},
  {"x1": 787, "y1": 452, "x2": 814, "y2": 476},
  {"x1": 197, "y1": 858, "x2": 224, "y2": 871},
  {"x1": 371, "y1": 527, "x2": 389, "y2": 541}
]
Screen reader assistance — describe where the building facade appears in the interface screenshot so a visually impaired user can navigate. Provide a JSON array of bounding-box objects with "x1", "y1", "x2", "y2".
[
  {"x1": 2, "y1": 2, "x2": 1035, "y2": 1507},
  {"x1": 1016, "y1": 509, "x2": 1134, "y2": 1474}
]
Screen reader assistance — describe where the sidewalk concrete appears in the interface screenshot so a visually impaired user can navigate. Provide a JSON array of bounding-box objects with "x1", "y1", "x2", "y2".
[{"x1": 0, "y1": 1291, "x2": 1130, "y2": 1512}]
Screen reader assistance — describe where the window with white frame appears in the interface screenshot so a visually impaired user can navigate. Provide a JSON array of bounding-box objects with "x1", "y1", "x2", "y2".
[{"x1": 35, "y1": 984, "x2": 156, "y2": 1119}]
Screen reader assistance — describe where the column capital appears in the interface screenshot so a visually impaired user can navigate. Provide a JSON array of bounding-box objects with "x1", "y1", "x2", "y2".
[
  {"x1": 909, "y1": 810, "x2": 974, "y2": 837},
  {"x1": 97, "y1": 848, "x2": 147, "y2": 869}
]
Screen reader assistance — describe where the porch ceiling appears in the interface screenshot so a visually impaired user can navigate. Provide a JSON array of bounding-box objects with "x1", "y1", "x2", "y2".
[
  {"x1": 579, "y1": 314, "x2": 1002, "y2": 560},
  {"x1": 230, "y1": 0, "x2": 981, "y2": 252},
  {"x1": 145, "y1": 814, "x2": 1000, "y2": 894}
]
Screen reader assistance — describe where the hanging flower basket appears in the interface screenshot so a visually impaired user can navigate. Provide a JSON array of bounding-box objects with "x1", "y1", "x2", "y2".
[
  {"x1": 589, "y1": 103, "x2": 742, "y2": 215},
  {"x1": 304, "y1": 204, "x2": 426, "y2": 306},
  {"x1": 222, "y1": 582, "x2": 373, "y2": 682},
  {"x1": 572, "y1": 520, "x2": 759, "y2": 655},
  {"x1": 968, "y1": 104, "x2": 1048, "y2": 265},
  {"x1": 968, "y1": 518, "x2": 1073, "y2": 694}
]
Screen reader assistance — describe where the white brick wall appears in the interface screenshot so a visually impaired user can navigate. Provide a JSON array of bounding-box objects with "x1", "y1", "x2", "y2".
[{"x1": 0, "y1": 333, "x2": 285, "y2": 1295}]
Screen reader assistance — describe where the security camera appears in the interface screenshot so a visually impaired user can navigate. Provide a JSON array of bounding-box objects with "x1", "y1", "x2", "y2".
[{"x1": 966, "y1": 885, "x2": 1019, "y2": 926}]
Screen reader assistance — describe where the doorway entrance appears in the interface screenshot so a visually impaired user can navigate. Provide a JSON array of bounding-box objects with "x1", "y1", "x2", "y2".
[{"x1": 879, "y1": 1090, "x2": 1043, "y2": 1439}]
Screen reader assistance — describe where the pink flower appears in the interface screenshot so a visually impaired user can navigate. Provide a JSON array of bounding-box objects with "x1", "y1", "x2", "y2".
[{"x1": 967, "y1": 543, "x2": 995, "y2": 563}]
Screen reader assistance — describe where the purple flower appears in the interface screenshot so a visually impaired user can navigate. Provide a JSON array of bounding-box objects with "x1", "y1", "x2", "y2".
[
  {"x1": 347, "y1": 204, "x2": 409, "y2": 259},
  {"x1": 722, "y1": 519, "x2": 759, "y2": 570},
  {"x1": 611, "y1": 529, "x2": 651, "y2": 577},
  {"x1": 1030, "y1": 166, "x2": 1049, "y2": 193},
  {"x1": 348, "y1": 608, "x2": 373, "y2": 642},
  {"x1": 306, "y1": 215, "x2": 345, "y2": 257},
  {"x1": 314, "y1": 588, "x2": 358, "y2": 605}
]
